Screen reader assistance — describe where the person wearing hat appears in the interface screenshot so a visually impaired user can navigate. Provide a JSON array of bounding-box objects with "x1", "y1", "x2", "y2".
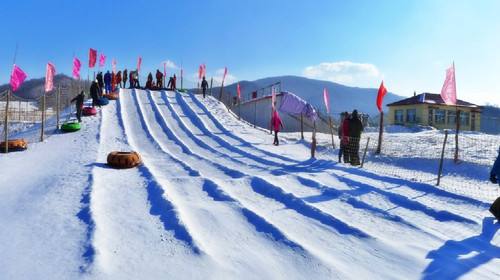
[
  {"x1": 90, "y1": 80, "x2": 100, "y2": 108},
  {"x1": 348, "y1": 109, "x2": 364, "y2": 165}
]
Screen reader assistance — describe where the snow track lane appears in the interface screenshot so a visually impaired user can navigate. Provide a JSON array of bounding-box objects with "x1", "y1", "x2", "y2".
[
  {"x1": 121, "y1": 89, "x2": 334, "y2": 278},
  {"x1": 88, "y1": 96, "x2": 203, "y2": 278},
  {"x1": 137, "y1": 90, "x2": 424, "y2": 278}
]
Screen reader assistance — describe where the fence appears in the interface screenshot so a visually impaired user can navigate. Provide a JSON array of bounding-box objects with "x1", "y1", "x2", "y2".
[{"x1": 0, "y1": 82, "x2": 86, "y2": 144}]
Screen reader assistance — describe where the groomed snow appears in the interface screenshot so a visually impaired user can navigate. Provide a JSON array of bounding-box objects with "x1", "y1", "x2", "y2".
[{"x1": 0, "y1": 89, "x2": 498, "y2": 280}]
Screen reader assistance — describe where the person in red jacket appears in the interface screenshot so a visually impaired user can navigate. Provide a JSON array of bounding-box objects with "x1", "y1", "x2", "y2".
[{"x1": 270, "y1": 109, "x2": 284, "y2": 146}]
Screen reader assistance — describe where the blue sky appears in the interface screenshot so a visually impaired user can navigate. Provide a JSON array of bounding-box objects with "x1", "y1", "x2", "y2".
[{"x1": 1, "y1": 0, "x2": 499, "y2": 105}]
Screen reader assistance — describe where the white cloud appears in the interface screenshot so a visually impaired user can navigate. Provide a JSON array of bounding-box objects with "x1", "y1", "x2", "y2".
[
  {"x1": 303, "y1": 61, "x2": 382, "y2": 87},
  {"x1": 162, "y1": 60, "x2": 178, "y2": 69}
]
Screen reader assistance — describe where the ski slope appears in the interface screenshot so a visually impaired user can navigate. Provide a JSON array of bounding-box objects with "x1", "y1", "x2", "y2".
[{"x1": 0, "y1": 89, "x2": 499, "y2": 280}]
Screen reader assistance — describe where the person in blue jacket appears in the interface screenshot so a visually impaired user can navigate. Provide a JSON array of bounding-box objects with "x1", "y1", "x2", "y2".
[
  {"x1": 104, "y1": 71, "x2": 112, "y2": 93},
  {"x1": 491, "y1": 148, "x2": 500, "y2": 185}
]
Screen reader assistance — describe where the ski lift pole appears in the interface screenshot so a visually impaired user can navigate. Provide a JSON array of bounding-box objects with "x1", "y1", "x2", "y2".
[{"x1": 3, "y1": 89, "x2": 10, "y2": 153}]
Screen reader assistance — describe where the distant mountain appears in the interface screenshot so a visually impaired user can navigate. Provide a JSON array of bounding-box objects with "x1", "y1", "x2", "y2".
[
  {"x1": 209, "y1": 75, "x2": 404, "y2": 117},
  {"x1": 481, "y1": 105, "x2": 500, "y2": 134}
]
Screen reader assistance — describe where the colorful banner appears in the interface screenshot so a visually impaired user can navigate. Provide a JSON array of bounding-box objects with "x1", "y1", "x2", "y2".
[
  {"x1": 89, "y1": 48, "x2": 97, "y2": 68},
  {"x1": 440, "y1": 63, "x2": 457, "y2": 105},
  {"x1": 45, "y1": 62, "x2": 56, "y2": 92},
  {"x1": 73, "y1": 58, "x2": 81, "y2": 80},
  {"x1": 10, "y1": 64, "x2": 27, "y2": 92},
  {"x1": 237, "y1": 83, "x2": 241, "y2": 99},
  {"x1": 99, "y1": 53, "x2": 106, "y2": 67},
  {"x1": 137, "y1": 56, "x2": 142, "y2": 72},
  {"x1": 198, "y1": 65, "x2": 203, "y2": 80},
  {"x1": 376, "y1": 81, "x2": 387, "y2": 113},
  {"x1": 323, "y1": 88, "x2": 330, "y2": 114}
]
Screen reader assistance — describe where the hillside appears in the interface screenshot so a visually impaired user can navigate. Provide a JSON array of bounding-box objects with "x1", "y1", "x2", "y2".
[{"x1": 211, "y1": 75, "x2": 404, "y2": 117}]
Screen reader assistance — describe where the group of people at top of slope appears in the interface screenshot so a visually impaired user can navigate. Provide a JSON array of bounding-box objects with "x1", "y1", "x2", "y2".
[
  {"x1": 144, "y1": 70, "x2": 177, "y2": 91},
  {"x1": 338, "y1": 110, "x2": 364, "y2": 166}
]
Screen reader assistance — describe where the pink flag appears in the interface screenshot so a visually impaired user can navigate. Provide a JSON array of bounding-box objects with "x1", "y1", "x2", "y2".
[
  {"x1": 112, "y1": 58, "x2": 117, "y2": 73},
  {"x1": 89, "y1": 48, "x2": 97, "y2": 68},
  {"x1": 163, "y1": 62, "x2": 167, "y2": 81},
  {"x1": 237, "y1": 83, "x2": 241, "y2": 99},
  {"x1": 323, "y1": 88, "x2": 330, "y2": 114},
  {"x1": 72, "y1": 58, "x2": 81, "y2": 80},
  {"x1": 10, "y1": 65, "x2": 27, "y2": 92},
  {"x1": 137, "y1": 56, "x2": 142, "y2": 72},
  {"x1": 198, "y1": 65, "x2": 203, "y2": 79},
  {"x1": 45, "y1": 62, "x2": 56, "y2": 92},
  {"x1": 222, "y1": 67, "x2": 228, "y2": 84},
  {"x1": 99, "y1": 53, "x2": 106, "y2": 67},
  {"x1": 440, "y1": 63, "x2": 457, "y2": 105},
  {"x1": 202, "y1": 64, "x2": 206, "y2": 77}
]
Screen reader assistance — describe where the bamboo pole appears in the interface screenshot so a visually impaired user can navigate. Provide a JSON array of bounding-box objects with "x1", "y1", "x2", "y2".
[
  {"x1": 454, "y1": 109, "x2": 460, "y2": 163},
  {"x1": 329, "y1": 116, "x2": 335, "y2": 149},
  {"x1": 238, "y1": 97, "x2": 241, "y2": 120},
  {"x1": 253, "y1": 100, "x2": 257, "y2": 128},
  {"x1": 219, "y1": 82, "x2": 224, "y2": 101},
  {"x1": 3, "y1": 89, "x2": 10, "y2": 153},
  {"x1": 300, "y1": 113, "x2": 304, "y2": 140},
  {"x1": 209, "y1": 77, "x2": 213, "y2": 96},
  {"x1": 437, "y1": 130, "x2": 449, "y2": 186},
  {"x1": 361, "y1": 137, "x2": 370, "y2": 168},
  {"x1": 40, "y1": 92, "x2": 46, "y2": 141},
  {"x1": 311, "y1": 121, "x2": 317, "y2": 158},
  {"x1": 376, "y1": 112, "x2": 384, "y2": 154},
  {"x1": 56, "y1": 86, "x2": 60, "y2": 129}
]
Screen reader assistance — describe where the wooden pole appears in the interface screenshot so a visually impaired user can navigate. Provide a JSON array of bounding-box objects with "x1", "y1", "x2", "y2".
[
  {"x1": 311, "y1": 121, "x2": 317, "y2": 158},
  {"x1": 40, "y1": 91, "x2": 46, "y2": 141},
  {"x1": 209, "y1": 77, "x2": 213, "y2": 96},
  {"x1": 219, "y1": 82, "x2": 224, "y2": 101},
  {"x1": 329, "y1": 116, "x2": 335, "y2": 149},
  {"x1": 360, "y1": 137, "x2": 370, "y2": 168},
  {"x1": 437, "y1": 130, "x2": 449, "y2": 186},
  {"x1": 376, "y1": 112, "x2": 384, "y2": 154},
  {"x1": 3, "y1": 89, "x2": 10, "y2": 153},
  {"x1": 300, "y1": 113, "x2": 304, "y2": 140},
  {"x1": 454, "y1": 109, "x2": 460, "y2": 163},
  {"x1": 238, "y1": 97, "x2": 241, "y2": 120},
  {"x1": 56, "y1": 86, "x2": 61, "y2": 129}
]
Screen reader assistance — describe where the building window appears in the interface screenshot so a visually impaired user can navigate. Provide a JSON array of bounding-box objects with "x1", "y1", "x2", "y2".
[
  {"x1": 428, "y1": 109, "x2": 434, "y2": 125},
  {"x1": 460, "y1": 112, "x2": 470, "y2": 126},
  {"x1": 434, "y1": 109, "x2": 445, "y2": 124},
  {"x1": 406, "y1": 109, "x2": 417, "y2": 123},
  {"x1": 395, "y1": 110, "x2": 404, "y2": 123},
  {"x1": 447, "y1": 110, "x2": 456, "y2": 125}
]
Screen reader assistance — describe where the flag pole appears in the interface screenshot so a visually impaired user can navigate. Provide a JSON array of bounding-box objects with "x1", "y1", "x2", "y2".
[{"x1": 4, "y1": 44, "x2": 19, "y2": 153}]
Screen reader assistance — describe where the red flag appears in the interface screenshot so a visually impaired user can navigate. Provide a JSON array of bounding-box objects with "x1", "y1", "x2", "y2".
[
  {"x1": 10, "y1": 65, "x2": 27, "y2": 92},
  {"x1": 45, "y1": 62, "x2": 56, "y2": 92},
  {"x1": 137, "y1": 56, "x2": 142, "y2": 72},
  {"x1": 440, "y1": 63, "x2": 457, "y2": 105},
  {"x1": 222, "y1": 67, "x2": 228, "y2": 84},
  {"x1": 323, "y1": 88, "x2": 330, "y2": 114},
  {"x1": 89, "y1": 48, "x2": 97, "y2": 68},
  {"x1": 237, "y1": 83, "x2": 241, "y2": 99},
  {"x1": 376, "y1": 81, "x2": 387, "y2": 113},
  {"x1": 73, "y1": 58, "x2": 81, "y2": 80},
  {"x1": 163, "y1": 62, "x2": 167, "y2": 82},
  {"x1": 202, "y1": 64, "x2": 206, "y2": 77}
]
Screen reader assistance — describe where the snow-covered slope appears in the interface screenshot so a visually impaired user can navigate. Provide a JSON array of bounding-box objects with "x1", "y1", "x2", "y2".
[{"x1": 0, "y1": 89, "x2": 498, "y2": 280}]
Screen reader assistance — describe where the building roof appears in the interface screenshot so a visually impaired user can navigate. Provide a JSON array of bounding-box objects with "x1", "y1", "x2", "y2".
[{"x1": 387, "y1": 93, "x2": 480, "y2": 109}]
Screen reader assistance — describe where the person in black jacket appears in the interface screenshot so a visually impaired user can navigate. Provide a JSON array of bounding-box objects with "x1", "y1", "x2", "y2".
[
  {"x1": 348, "y1": 109, "x2": 364, "y2": 166},
  {"x1": 104, "y1": 71, "x2": 112, "y2": 93},
  {"x1": 146, "y1": 72, "x2": 154, "y2": 89},
  {"x1": 90, "y1": 80, "x2": 100, "y2": 108},
  {"x1": 201, "y1": 76, "x2": 209, "y2": 98},
  {"x1": 96, "y1": 72, "x2": 104, "y2": 93},
  {"x1": 123, "y1": 69, "x2": 128, "y2": 89},
  {"x1": 71, "y1": 91, "x2": 85, "y2": 122}
]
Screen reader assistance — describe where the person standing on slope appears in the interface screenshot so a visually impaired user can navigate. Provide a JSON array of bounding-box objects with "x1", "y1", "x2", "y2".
[
  {"x1": 90, "y1": 80, "x2": 100, "y2": 108},
  {"x1": 96, "y1": 72, "x2": 104, "y2": 93},
  {"x1": 201, "y1": 76, "x2": 209, "y2": 98},
  {"x1": 104, "y1": 71, "x2": 112, "y2": 93},
  {"x1": 116, "y1": 70, "x2": 122, "y2": 89},
  {"x1": 348, "y1": 109, "x2": 363, "y2": 166},
  {"x1": 270, "y1": 109, "x2": 284, "y2": 146},
  {"x1": 123, "y1": 69, "x2": 128, "y2": 88},
  {"x1": 489, "y1": 148, "x2": 500, "y2": 221},
  {"x1": 146, "y1": 72, "x2": 154, "y2": 89},
  {"x1": 156, "y1": 69, "x2": 163, "y2": 89},
  {"x1": 71, "y1": 91, "x2": 85, "y2": 123},
  {"x1": 172, "y1": 74, "x2": 177, "y2": 90}
]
